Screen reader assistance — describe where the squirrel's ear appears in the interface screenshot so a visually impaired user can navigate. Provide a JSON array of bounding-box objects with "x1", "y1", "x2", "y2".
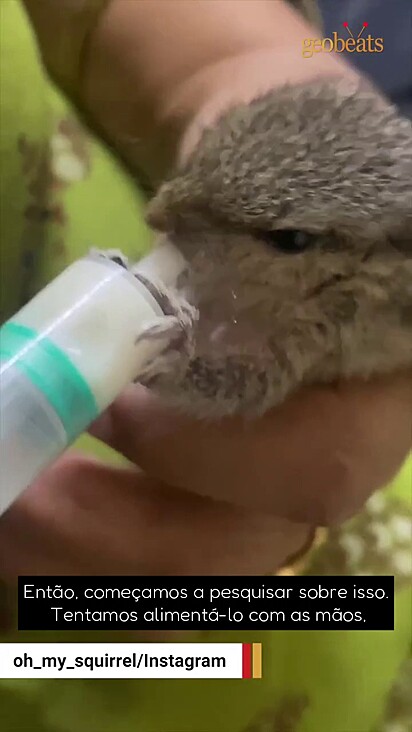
[
  {"x1": 146, "y1": 176, "x2": 206, "y2": 231},
  {"x1": 146, "y1": 181, "x2": 188, "y2": 231},
  {"x1": 146, "y1": 186, "x2": 175, "y2": 231}
]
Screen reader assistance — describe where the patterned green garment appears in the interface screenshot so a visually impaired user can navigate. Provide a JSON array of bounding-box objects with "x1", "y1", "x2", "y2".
[{"x1": 0, "y1": 2, "x2": 411, "y2": 731}]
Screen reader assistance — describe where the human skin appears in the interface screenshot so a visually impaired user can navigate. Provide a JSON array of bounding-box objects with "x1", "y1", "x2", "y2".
[{"x1": 1, "y1": 0, "x2": 410, "y2": 578}]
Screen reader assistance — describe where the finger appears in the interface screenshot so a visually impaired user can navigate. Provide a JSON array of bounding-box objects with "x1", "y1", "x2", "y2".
[
  {"x1": 90, "y1": 374, "x2": 412, "y2": 525},
  {"x1": 23, "y1": 0, "x2": 108, "y2": 96},
  {"x1": 0, "y1": 453, "x2": 310, "y2": 580}
]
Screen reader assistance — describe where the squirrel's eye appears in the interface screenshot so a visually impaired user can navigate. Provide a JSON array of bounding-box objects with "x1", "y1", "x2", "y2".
[{"x1": 257, "y1": 229, "x2": 317, "y2": 253}]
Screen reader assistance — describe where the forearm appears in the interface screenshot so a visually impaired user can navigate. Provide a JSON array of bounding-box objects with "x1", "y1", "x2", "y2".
[{"x1": 24, "y1": 0, "x2": 356, "y2": 185}]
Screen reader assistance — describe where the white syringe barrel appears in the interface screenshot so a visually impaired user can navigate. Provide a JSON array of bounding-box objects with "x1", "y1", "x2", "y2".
[{"x1": 0, "y1": 254, "x2": 167, "y2": 515}]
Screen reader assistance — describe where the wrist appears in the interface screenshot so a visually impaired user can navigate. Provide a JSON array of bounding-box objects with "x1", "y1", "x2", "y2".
[
  {"x1": 172, "y1": 47, "x2": 359, "y2": 167},
  {"x1": 79, "y1": 0, "x2": 360, "y2": 184},
  {"x1": 81, "y1": 45, "x2": 358, "y2": 187},
  {"x1": 26, "y1": 0, "x2": 359, "y2": 185}
]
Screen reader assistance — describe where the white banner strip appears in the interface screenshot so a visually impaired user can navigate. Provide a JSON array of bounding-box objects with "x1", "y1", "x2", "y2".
[{"x1": 0, "y1": 643, "x2": 246, "y2": 679}]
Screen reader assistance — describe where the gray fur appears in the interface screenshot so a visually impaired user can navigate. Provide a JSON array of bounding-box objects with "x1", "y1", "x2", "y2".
[{"x1": 143, "y1": 78, "x2": 412, "y2": 417}]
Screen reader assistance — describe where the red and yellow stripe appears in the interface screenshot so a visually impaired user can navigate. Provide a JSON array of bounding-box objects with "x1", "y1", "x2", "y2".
[{"x1": 242, "y1": 643, "x2": 262, "y2": 679}]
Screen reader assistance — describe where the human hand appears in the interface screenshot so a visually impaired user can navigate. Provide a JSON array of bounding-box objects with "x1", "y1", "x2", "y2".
[
  {"x1": 0, "y1": 428, "x2": 310, "y2": 579},
  {"x1": 11, "y1": 0, "x2": 411, "y2": 581},
  {"x1": 1, "y1": 375, "x2": 410, "y2": 580}
]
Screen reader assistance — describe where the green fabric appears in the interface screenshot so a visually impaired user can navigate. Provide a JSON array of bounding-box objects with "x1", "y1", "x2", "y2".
[
  {"x1": 0, "y1": 2, "x2": 411, "y2": 732},
  {"x1": 0, "y1": 0, "x2": 51, "y2": 320}
]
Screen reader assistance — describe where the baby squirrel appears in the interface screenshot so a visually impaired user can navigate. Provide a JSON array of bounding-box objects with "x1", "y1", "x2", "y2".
[{"x1": 108, "y1": 78, "x2": 412, "y2": 417}]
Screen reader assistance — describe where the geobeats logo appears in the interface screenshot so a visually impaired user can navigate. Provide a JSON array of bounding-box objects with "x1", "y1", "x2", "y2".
[{"x1": 303, "y1": 22, "x2": 384, "y2": 58}]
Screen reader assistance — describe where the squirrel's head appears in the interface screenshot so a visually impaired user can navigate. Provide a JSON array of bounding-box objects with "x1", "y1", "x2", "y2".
[{"x1": 145, "y1": 79, "x2": 412, "y2": 416}]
